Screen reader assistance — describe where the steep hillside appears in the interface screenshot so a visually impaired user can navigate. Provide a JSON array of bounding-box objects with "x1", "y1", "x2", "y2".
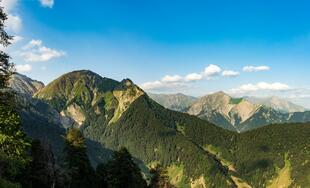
[
  {"x1": 9, "y1": 73, "x2": 44, "y2": 95},
  {"x1": 149, "y1": 93, "x2": 197, "y2": 112}
]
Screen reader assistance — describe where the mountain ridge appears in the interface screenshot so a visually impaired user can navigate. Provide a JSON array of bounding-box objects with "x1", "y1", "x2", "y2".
[{"x1": 9, "y1": 70, "x2": 310, "y2": 187}]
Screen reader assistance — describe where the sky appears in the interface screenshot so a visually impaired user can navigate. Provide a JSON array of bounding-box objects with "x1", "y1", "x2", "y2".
[{"x1": 2, "y1": 0, "x2": 310, "y2": 108}]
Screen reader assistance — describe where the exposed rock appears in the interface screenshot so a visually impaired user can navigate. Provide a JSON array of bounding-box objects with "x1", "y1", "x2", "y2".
[
  {"x1": 9, "y1": 73, "x2": 44, "y2": 96},
  {"x1": 109, "y1": 79, "x2": 144, "y2": 124},
  {"x1": 61, "y1": 103, "x2": 85, "y2": 126}
]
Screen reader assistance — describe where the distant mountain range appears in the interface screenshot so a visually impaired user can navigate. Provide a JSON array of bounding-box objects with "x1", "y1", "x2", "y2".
[
  {"x1": 8, "y1": 71, "x2": 310, "y2": 187},
  {"x1": 148, "y1": 93, "x2": 197, "y2": 112},
  {"x1": 150, "y1": 91, "x2": 310, "y2": 132}
]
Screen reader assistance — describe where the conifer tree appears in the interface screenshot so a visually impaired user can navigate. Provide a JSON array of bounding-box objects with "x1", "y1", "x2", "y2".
[
  {"x1": 64, "y1": 128, "x2": 95, "y2": 188},
  {"x1": 98, "y1": 147, "x2": 147, "y2": 188}
]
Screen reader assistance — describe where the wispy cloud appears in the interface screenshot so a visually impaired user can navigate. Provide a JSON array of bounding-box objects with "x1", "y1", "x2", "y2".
[
  {"x1": 15, "y1": 64, "x2": 32, "y2": 73},
  {"x1": 222, "y1": 70, "x2": 239, "y2": 77},
  {"x1": 185, "y1": 73, "x2": 203, "y2": 81},
  {"x1": 0, "y1": 0, "x2": 22, "y2": 33},
  {"x1": 229, "y1": 82, "x2": 290, "y2": 94},
  {"x1": 39, "y1": 0, "x2": 54, "y2": 8},
  {"x1": 20, "y1": 39, "x2": 66, "y2": 62},
  {"x1": 141, "y1": 64, "x2": 236, "y2": 90},
  {"x1": 243, "y1": 65, "x2": 270, "y2": 72}
]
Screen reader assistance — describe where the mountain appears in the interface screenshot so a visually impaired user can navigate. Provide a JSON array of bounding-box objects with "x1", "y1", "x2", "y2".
[
  {"x1": 153, "y1": 91, "x2": 309, "y2": 132},
  {"x1": 9, "y1": 73, "x2": 44, "y2": 95},
  {"x1": 244, "y1": 96, "x2": 306, "y2": 113},
  {"x1": 32, "y1": 70, "x2": 235, "y2": 187},
  {"x1": 148, "y1": 93, "x2": 197, "y2": 111},
  {"x1": 10, "y1": 70, "x2": 310, "y2": 187},
  {"x1": 187, "y1": 91, "x2": 268, "y2": 132}
]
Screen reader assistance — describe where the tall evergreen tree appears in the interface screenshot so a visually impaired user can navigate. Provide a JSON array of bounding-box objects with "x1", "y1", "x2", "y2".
[
  {"x1": 63, "y1": 128, "x2": 95, "y2": 188},
  {"x1": 0, "y1": 4, "x2": 30, "y2": 186},
  {"x1": 26, "y1": 139, "x2": 56, "y2": 188},
  {"x1": 98, "y1": 147, "x2": 147, "y2": 188},
  {"x1": 0, "y1": 2, "x2": 13, "y2": 89}
]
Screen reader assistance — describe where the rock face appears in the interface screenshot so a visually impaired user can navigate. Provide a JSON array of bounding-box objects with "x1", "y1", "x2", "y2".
[
  {"x1": 149, "y1": 93, "x2": 197, "y2": 112},
  {"x1": 187, "y1": 91, "x2": 262, "y2": 132},
  {"x1": 244, "y1": 96, "x2": 306, "y2": 113},
  {"x1": 109, "y1": 79, "x2": 144, "y2": 124},
  {"x1": 9, "y1": 73, "x2": 44, "y2": 95}
]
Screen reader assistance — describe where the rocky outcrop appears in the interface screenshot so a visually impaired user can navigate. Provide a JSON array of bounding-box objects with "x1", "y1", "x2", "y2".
[
  {"x1": 9, "y1": 73, "x2": 44, "y2": 95},
  {"x1": 109, "y1": 79, "x2": 144, "y2": 124}
]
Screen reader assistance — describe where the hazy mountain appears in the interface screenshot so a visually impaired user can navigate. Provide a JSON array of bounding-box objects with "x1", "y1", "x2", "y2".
[
  {"x1": 187, "y1": 91, "x2": 267, "y2": 132},
  {"x1": 9, "y1": 73, "x2": 44, "y2": 95},
  {"x1": 148, "y1": 93, "x2": 197, "y2": 111},
  {"x1": 10, "y1": 70, "x2": 310, "y2": 187},
  {"x1": 150, "y1": 91, "x2": 310, "y2": 132},
  {"x1": 244, "y1": 96, "x2": 306, "y2": 113}
]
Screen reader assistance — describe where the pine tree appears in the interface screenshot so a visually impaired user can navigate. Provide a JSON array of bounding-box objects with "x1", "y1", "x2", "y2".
[
  {"x1": 27, "y1": 139, "x2": 56, "y2": 188},
  {"x1": 99, "y1": 147, "x2": 147, "y2": 188},
  {"x1": 0, "y1": 2, "x2": 13, "y2": 89},
  {"x1": 63, "y1": 128, "x2": 95, "y2": 188}
]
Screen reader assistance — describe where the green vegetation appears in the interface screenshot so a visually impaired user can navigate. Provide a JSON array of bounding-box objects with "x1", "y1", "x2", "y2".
[
  {"x1": 230, "y1": 97, "x2": 243, "y2": 104},
  {"x1": 96, "y1": 147, "x2": 147, "y2": 188},
  {"x1": 0, "y1": 7, "x2": 31, "y2": 187},
  {"x1": 149, "y1": 165, "x2": 176, "y2": 188}
]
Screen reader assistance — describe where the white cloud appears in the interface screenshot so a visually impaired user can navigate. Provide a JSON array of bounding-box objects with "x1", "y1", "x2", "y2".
[
  {"x1": 243, "y1": 65, "x2": 270, "y2": 72},
  {"x1": 230, "y1": 82, "x2": 290, "y2": 94},
  {"x1": 203, "y1": 64, "x2": 221, "y2": 77},
  {"x1": 15, "y1": 64, "x2": 32, "y2": 73},
  {"x1": 6, "y1": 14, "x2": 22, "y2": 33},
  {"x1": 20, "y1": 39, "x2": 66, "y2": 62},
  {"x1": 141, "y1": 80, "x2": 185, "y2": 90},
  {"x1": 222, "y1": 70, "x2": 239, "y2": 77},
  {"x1": 141, "y1": 64, "x2": 226, "y2": 91},
  {"x1": 0, "y1": 0, "x2": 22, "y2": 33},
  {"x1": 1, "y1": 0, "x2": 18, "y2": 12},
  {"x1": 161, "y1": 75, "x2": 182, "y2": 83},
  {"x1": 11, "y1": 35, "x2": 23, "y2": 44},
  {"x1": 22, "y1": 39, "x2": 43, "y2": 50},
  {"x1": 185, "y1": 73, "x2": 203, "y2": 81},
  {"x1": 39, "y1": 0, "x2": 54, "y2": 8}
]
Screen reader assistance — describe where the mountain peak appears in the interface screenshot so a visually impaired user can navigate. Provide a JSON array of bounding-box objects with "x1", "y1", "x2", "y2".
[
  {"x1": 121, "y1": 78, "x2": 134, "y2": 87},
  {"x1": 212, "y1": 91, "x2": 227, "y2": 96}
]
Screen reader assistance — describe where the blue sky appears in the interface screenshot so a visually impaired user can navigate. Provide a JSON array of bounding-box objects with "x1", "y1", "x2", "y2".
[{"x1": 2, "y1": 0, "x2": 310, "y2": 107}]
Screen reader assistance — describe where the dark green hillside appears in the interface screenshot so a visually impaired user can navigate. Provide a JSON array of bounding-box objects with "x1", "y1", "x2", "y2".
[
  {"x1": 234, "y1": 123, "x2": 310, "y2": 187},
  {"x1": 83, "y1": 95, "x2": 234, "y2": 187},
  {"x1": 16, "y1": 94, "x2": 66, "y2": 159}
]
